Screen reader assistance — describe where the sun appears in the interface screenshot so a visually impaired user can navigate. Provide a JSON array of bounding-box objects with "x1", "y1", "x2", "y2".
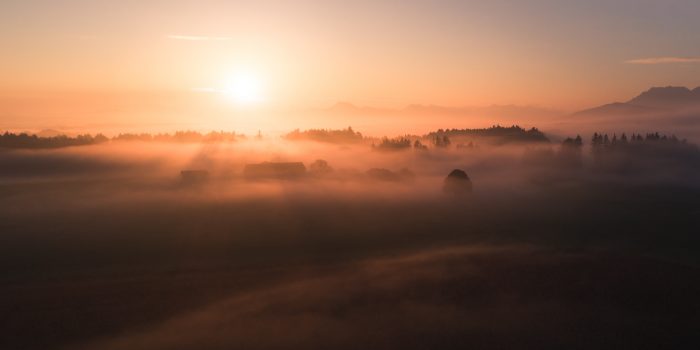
[{"x1": 222, "y1": 71, "x2": 264, "y2": 105}]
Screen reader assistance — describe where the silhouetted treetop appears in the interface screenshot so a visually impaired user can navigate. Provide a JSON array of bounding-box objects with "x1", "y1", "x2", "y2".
[
  {"x1": 591, "y1": 131, "x2": 690, "y2": 152},
  {"x1": 432, "y1": 135, "x2": 451, "y2": 148},
  {"x1": 373, "y1": 136, "x2": 412, "y2": 151},
  {"x1": 413, "y1": 140, "x2": 428, "y2": 150},
  {"x1": 285, "y1": 127, "x2": 363, "y2": 144},
  {"x1": 562, "y1": 135, "x2": 583, "y2": 148},
  {"x1": 590, "y1": 131, "x2": 699, "y2": 172},
  {"x1": 443, "y1": 169, "x2": 473, "y2": 194},
  {"x1": 426, "y1": 125, "x2": 549, "y2": 144}
]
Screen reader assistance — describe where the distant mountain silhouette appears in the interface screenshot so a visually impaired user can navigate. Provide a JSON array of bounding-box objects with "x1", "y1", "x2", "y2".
[
  {"x1": 324, "y1": 102, "x2": 560, "y2": 118},
  {"x1": 573, "y1": 102, "x2": 664, "y2": 117},
  {"x1": 628, "y1": 86, "x2": 700, "y2": 108},
  {"x1": 404, "y1": 104, "x2": 560, "y2": 118},
  {"x1": 326, "y1": 102, "x2": 392, "y2": 115},
  {"x1": 574, "y1": 86, "x2": 700, "y2": 117},
  {"x1": 325, "y1": 87, "x2": 699, "y2": 122},
  {"x1": 403, "y1": 104, "x2": 459, "y2": 114}
]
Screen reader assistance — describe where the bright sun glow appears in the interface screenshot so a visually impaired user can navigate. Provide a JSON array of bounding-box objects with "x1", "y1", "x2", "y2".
[{"x1": 222, "y1": 71, "x2": 264, "y2": 105}]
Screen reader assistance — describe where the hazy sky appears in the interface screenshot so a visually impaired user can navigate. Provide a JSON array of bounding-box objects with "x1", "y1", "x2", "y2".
[{"x1": 1, "y1": 0, "x2": 700, "y2": 129}]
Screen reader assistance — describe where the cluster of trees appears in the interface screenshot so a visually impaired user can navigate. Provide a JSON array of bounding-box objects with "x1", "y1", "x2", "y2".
[
  {"x1": 591, "y1": 132, "x2": 683, "y2": 149},
  {"x1": 562, "y1": 135, "x2": 583, "y2": 147},
  {"x1": 373, "y1": 136, "x2": 412, "y2": 151},
  {"x1": 590, "y1": 132, "x2": 695, "y2": 156},
  {"x1": 432, "y1": 135, "x2": 452, "y2": 148},
  {"x1": 427, "y1": 125, "x2": 550, "y2": 144},
  {"x1": 556, "y1": 135, "x2": 585, "y2": 167},
  {"x1": 113, "y1": 131, "x2": 240, "y2": 143},
  {"x1": 413, "y1": 140, "x2": 428, "y2": 150},
  {"x1": 588, "y1": 132, "x2": 699, "y2": 174},
  {"x1": 556, "y1": 132, "x2": 693, "y2": 155},
  {"x1": 0, "y1": 132, "x2": 108, "y2": 149},
  {"x1": 554, "y1": 132, "x2": 698, "y2": 164},
  {"x1": 411, "y1": 136, "x2": 453, "y2": 151},
  {"x1": 285, "y1": 127, "x2": 363, "y2": 144}
]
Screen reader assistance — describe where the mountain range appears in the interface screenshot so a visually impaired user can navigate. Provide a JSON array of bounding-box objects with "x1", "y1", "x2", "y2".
[
  {"x1": 323, "y1": 86, "x2": 700, "y2": 121},
  {"x1": 324, "y1": 102, "x2": 562, "y2": 119},
  {"x1": 573, "y1": 86, "x2": 700, "y2": 117}
]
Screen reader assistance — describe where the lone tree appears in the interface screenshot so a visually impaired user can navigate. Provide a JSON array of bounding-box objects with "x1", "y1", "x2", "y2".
[{"x1": 443, "y1": 169, "x2": 473, "y2": 195}]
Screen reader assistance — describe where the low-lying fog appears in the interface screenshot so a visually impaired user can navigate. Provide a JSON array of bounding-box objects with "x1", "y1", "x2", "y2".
[{"x1": 1, "y1": 137, "x2": 699, "y2": 350}]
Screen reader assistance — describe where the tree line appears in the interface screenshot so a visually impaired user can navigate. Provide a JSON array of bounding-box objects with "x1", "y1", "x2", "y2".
[
  {"x1": 0, "y1": 130, "x2": 242, "y2": 149},
  {"x1": 0, "y1": 132, "x2": 108, "y2": 149}
]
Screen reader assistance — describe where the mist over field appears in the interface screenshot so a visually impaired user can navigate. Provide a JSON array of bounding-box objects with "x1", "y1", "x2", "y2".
[{"x1": 1, "y1": 130, "x2": 699, "y2": 349}]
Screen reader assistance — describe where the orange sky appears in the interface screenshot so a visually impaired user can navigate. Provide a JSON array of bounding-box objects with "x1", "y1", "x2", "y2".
[{"x1": 1, "y1": 0, "x2": 700, "y2": 132}]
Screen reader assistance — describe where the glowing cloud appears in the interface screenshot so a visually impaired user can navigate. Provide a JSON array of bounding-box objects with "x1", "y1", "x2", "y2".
[{"x1": 625, "y1": 57, "x2": 700, "y2": 65}]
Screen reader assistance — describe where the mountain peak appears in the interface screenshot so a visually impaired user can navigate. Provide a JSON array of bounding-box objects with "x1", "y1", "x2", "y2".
[
  {"x1": 628, "y1": 86, "x2": 698, "y2": 107},
  {"x1": 646, "y1": 86, "x2": 690, "y2": 93},
  {"x1": 574, "y1": 85, "x2": 700, "y2": 117}
]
